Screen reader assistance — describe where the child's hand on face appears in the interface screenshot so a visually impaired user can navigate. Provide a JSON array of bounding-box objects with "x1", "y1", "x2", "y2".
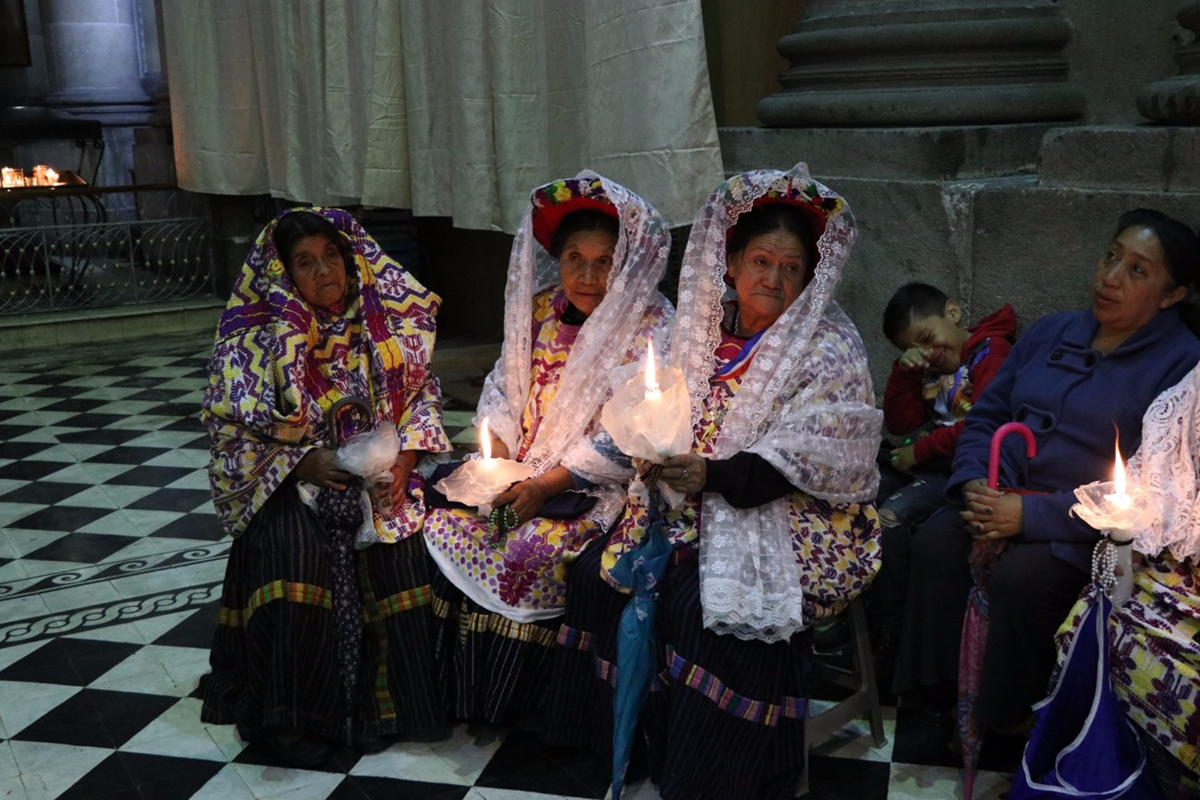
[{"x1": 898, "y1": 346, "x2": 931, "y2": 371}]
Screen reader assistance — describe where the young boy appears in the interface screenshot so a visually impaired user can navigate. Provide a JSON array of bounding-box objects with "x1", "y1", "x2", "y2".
[{"x1": 872, "y1": 282, "x2": 1016, "y2": 671}]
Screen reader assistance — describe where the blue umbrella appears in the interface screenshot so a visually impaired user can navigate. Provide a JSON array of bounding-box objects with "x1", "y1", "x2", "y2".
[
  {"x1": 608, "y1": 485, "x2": 673, "y2": 800},
  {"x1": 1009, "y1": 585, "x2": 1159, "y2": 799}
]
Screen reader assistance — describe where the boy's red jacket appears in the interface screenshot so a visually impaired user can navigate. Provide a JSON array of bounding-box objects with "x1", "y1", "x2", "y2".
[{"x1": 883, "y1": 304, "x2": 1017, "y2": 465}]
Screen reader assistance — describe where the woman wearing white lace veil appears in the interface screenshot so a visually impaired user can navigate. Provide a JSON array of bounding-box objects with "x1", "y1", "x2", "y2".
[
  {"x1": 544, "y1": 163, "x2": 882, "y2": 799},
  {"x1": 1054, "y1": 361, "x2": 1200, "y2": 795},
  {"x1": 423, "y1": 172, "x2": 674, "y2": 724}
]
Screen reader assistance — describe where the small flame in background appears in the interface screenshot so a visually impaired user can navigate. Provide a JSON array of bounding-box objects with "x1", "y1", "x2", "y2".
[
  {"x1": 1, "y1": 165, "x2": 65, "y2": 188},
  {"x1": 480, "y1": 416, "x2": 491, "y2": 460},
  {"x1": 644, "y1": 337, "x2": 660, "y2": 395}
]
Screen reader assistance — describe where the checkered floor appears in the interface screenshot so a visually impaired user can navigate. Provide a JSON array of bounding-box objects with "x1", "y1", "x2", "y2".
[{"x1": 0, "y1": 331, "x2": 1018, "y2": 799}]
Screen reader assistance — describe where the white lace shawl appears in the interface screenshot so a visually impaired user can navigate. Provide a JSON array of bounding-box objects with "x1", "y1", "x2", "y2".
[
  {"x1": 1127, "y1": 361, "x2": 1200, "y2": 562},
  {"x1": 477, "y1": 171, "x2": 673, "y2": 488},
  {"x1": 672, "y1": 163, "x2": 882, "y2": 642}
]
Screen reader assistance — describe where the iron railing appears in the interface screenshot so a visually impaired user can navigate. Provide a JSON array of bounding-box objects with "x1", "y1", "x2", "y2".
[{"x1": 0, "y1": 184, "x2": 216, "y2": 315}]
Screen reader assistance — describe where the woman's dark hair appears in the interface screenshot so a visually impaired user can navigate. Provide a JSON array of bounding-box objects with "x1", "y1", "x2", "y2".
[
  {"x1": 273, "y1": 211, "x2": 351, "y2": 273},
  {"x1": 1114, "y1": 208, "x2": 1200, "y2": 291},
  {"x1": 726, "y1": 203, "x2": 818, "y2": 272},
  {"x1": 882, "y1": 282, "x2": 951, "y2": 345},
  {"x1": 548, "y1": 209, "x2": 620, "y2": 259}
]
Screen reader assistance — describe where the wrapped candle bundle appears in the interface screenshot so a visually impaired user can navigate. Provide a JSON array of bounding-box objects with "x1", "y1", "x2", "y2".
[
  {"x1": 1071, "y1": 440, "x2": 1159, "y2": 606},
  {"x1": 1070, "y1": 443, "x2": 1157, "y2": 540},
  {"x1": 600, "y1": 339, "x2": 692, "y2": 462},
  {"x1": 600, "y1": 339, "x2": 693, "y2": 505},
  {"x1": 434, "y1": 418, "x2": 535, "y2": 514}
]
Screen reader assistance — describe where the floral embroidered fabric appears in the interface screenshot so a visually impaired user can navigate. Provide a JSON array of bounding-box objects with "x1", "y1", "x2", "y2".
[
  {"x1": 1055, "y1": 555, "x2": 1200, "y2": 773},
  {"x1": 659, "y1": 164, "x2": 882, "y2": 642},
  {"x1": 603, "y1": 322, "x2": 882, "y2": 639},
  {"x1": 203, "y1": 207, "x2": 450, "y2": 541},
  {"x1": 425, "y1": 175, "x2": 674, "y2": 622}
]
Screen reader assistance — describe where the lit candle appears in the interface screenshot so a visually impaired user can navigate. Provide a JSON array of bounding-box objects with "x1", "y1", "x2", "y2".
[
  {"x1": 1103, "y1": 439, "x2": 1132, "y2": 511},
  {"x1": 644, "y1": 337, "x2": 661, "y2": 401},
  {"x1": 435, "y1": 414, "x2": 534, "y2": 508},
  {"x1": 45, "y1": 167, "x2": 58, "y2": 186},
  {"x1": 1, "y1": 167, "x2": 14, "y2": 188},
  {"x1": 480, "y1": 416, "x2": 494, "y2": 464}
]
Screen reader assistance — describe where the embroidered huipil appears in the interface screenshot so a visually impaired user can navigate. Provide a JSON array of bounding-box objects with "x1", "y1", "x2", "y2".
[
  {"x1": 203, "y1": 208, "x2": 450, "y2": 543},
  {"x1": 424, "y1": 287, "x2": 672, "y2": 619},
  {"x1": 601, "y1": 319, "x2": 882, "y2": 625}
]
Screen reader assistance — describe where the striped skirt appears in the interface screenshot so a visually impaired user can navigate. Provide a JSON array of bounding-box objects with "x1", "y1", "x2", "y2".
[
  {"x1": 544, "y1": 537, "x2": 812, "y2": 800},
  {"x1": 199, "y1": 484, "x2": 442, "y2": 741},
  {"x1": 653, "y1": 558, "x2": 812, "y2": 800},
  {"x1": 430, "y1": 570, "x2": 559, "y2": 724},
  {"x1": 542, "y1": 533, "x2": 643, "y2": 763}
]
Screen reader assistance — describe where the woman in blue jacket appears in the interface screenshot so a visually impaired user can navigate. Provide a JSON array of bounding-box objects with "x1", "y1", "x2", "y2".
[{"x1": 893, "y1": 208, "x2": 1200, "y2": 732}]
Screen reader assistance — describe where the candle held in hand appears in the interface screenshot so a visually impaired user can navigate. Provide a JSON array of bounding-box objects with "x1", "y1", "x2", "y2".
[
  {"x1": 480, "y1": 416, "x2": 492, "y2": 461},
  {"x1": 644, "y1": 337, "x2": 661, "y2": 401},
  {"x1": 435, "y1": 414, "x2": 534, "y2": 510},
  {"x1": 1103, "y1": 438, "x2": 1132, "y2": 511}
]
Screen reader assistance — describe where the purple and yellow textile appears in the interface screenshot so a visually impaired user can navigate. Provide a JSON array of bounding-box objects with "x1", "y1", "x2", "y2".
[
  {"x1": 601, "y1": 321, "x2": 881, "y2": 624},
  {"x1": 1056, "y1": 555, "x2": 1200, "y2": 775},
  {"x1": 203, "y1": 207, "x2": 450, "y2": 540},
  {"x1": 424, "y1": 288, "x2": 669, "y2": 617}
]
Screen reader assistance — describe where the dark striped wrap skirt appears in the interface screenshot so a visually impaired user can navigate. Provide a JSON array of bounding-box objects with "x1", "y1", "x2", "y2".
[
  {"x1": 199, "y1": 484, "x2": 442, "y2": 741},
  {"x1": 544, "y1": 535, "x2": 813, "y2": 800}
]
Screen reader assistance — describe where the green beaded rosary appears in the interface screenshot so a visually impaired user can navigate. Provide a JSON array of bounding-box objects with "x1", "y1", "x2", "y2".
[{"x1": 487, "y1": 504, "x2": 520, "y2": 549}]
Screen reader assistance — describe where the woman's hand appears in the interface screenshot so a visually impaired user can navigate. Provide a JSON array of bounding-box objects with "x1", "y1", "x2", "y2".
[
  {"x1": 388, "y1": 451, "x2": 419, "y2": 508},
  {"x1": 488, "y1": 437, "x2": 510, "y2": 460},
  {"x1": 960, "y1": 478, "x2": 988, "y2": 499},
  {"x1": 660, "y1": 454, "x2": 706, "y2": 495},
  {"x1": 961, "y1": 484, "x2": 1024, "y2": 540},
  {"x1": 491, "y1": 466, "x2": 575, "y2": 526},
  {"x1": 493, "y1": 477, "x2": 554, "y2": 525},
  {"x1": 293, "y1": 448, "x2": 354, "y2": 490}
]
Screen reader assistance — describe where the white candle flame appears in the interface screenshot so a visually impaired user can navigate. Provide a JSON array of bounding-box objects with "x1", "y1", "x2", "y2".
[
  {"x1": 1113, "y1": 438, "x2": 1126, "y2": 497},
  {"x1": 480, "y1": 417, "x2": 491, "y2": 460},
  {"x1": 46, "y1": 168, "x2": 59, "y2": 185},
  {"x1": 644, "y1": 338, "x2": 661, "y2": 398}
]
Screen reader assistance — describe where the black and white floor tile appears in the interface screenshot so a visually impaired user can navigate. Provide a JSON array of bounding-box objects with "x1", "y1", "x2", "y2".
[{"x1": 0, "y1": 332, "x2": 1015, "y2": 799}]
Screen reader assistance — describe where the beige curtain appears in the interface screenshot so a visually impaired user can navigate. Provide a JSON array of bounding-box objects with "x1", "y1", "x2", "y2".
[{"x1": 161, "y1": 0, "x2": 724, "y2": 231}]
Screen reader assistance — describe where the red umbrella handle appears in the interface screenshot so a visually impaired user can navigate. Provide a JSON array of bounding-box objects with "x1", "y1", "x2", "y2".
[{"x1": 988, "y1": 422, "x2": 1037, "y2": 490}]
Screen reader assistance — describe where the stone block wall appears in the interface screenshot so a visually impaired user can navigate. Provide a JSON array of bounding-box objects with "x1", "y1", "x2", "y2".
[{"x1": 731, "y1": 0, "x2": 1200, "y2": 395}]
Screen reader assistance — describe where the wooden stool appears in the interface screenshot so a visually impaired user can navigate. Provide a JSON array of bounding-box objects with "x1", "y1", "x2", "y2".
[{"x1": 798, "y1": 595, "x2": 887, "y2": 796}]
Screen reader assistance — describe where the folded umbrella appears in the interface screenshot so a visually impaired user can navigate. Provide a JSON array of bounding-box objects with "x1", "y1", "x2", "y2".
[
  {"x1": 960, "y1": 421, "x2": 1038, "y2": 799},
  {"x1": 608, "y1": 483, "x2": 673, "y2": 800}
]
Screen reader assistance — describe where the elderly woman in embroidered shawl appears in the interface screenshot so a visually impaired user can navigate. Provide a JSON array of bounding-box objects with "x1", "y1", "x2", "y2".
[
  {"x1": 544, "y1": 164, "x2": 882, "y2": 799},
  {"x1": 1054, "y1": 362, "x2": 1200, "y2": 796},
  {"x1": 199, "y1": 208, "x2": 450, "y2": 768},
  {"x1": 423, "y1": 173, "x2": 674, "y2": 724}
]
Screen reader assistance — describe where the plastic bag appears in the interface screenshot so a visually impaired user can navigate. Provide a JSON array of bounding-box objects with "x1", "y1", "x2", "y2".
[
  {"x1": 354, "y1": 489, "x2": 377, "y2": 550},
  {"x1": 333, "y1": 422, "x2": 400, "y2": 477},
  {"x1": 433, "y1": 455, "x2": 536, "y2": 515},
  {"x1": 600, "y1": 363, "x2": 693, "y2": 506},
  {"x1": 599, "y1": 364, "x2": 692, "y2": 463}
]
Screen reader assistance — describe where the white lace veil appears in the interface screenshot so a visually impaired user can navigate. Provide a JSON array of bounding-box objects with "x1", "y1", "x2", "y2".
[
  {"x1": 477, "y1": 171, "x2": 672, "y2": 480},
  {"x1": 672, "y1": 163, "x2": 882, "y2": 642},
  {"x1": 1127, "y1": 361, "x2": 1200, "y2": 562}
]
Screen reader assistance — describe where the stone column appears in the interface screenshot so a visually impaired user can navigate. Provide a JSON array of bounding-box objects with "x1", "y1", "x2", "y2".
[
  {"x1": 1137, "y1": 1, "x2": 1200, "y2": 122},
  {"x1": 758, "y1": 0, "x2": 1086, "y2": 126},
  {"x1": 39, "y1": 0, "x2": 150, "y2": 115}
]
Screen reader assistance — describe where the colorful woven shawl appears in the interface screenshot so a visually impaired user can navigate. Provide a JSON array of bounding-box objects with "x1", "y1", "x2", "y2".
[{"x1": 203, "y1": 207, "x2": 449, "y2": 538}]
